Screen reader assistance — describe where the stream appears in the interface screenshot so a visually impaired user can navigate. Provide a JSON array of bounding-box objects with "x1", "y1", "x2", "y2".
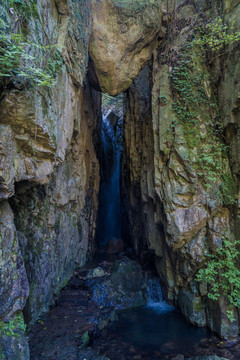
[
  {"x1": 29, "y1": 109, "x2": 240, "y2": 360},
  {"x1": 95, "y1": 104, "x2": 123, "y2": 250},
  {"x1": 93, "y1": 279, "x2": 210, "y2": 358}
]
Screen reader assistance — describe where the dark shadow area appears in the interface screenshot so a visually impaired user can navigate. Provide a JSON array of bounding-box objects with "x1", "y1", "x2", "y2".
[{"x1": 95, "y1": 93, "x2": 130, "y2": 255}]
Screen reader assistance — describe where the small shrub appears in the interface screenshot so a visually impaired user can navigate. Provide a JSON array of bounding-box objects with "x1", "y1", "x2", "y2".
[
  {"x1": 196, "y1": 234, "x2": 240, "y2": 322},
  {"x1": 0, "y1": 313, "x2": 27, "y2": 337}
]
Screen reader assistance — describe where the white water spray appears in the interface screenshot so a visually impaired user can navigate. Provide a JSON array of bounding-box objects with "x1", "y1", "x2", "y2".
[{"x1": 146, "y1": 277, "x2": 174, "y2": 314}]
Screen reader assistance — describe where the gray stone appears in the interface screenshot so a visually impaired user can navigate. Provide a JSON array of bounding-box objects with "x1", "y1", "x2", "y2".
[
  {"x1": 0, "y1": 201, "x2": 29, "y2": 320},
  {"x1": 78, "y1": 348, "x2": 110, "y2": 360},
  {"x1": 90, "y1": 257, "x2": 146, "y2": 309},
  {"x1": 186, "y1": 356, "x2": 230, "y2": 360},
  {"x1": 178, "y1": 289, "x2": 206, "y2": 327},
  {"x1": 0, "y1": 332, "x2": 30, "y2": 360}
]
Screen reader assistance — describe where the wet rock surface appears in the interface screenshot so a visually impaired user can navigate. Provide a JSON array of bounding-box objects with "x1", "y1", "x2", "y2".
[
  {"x1": 89, "y1": 257, "x2": 146, "y2": 309},
  {"x1": 91, "y1": 332, "x2": 240, "y2": 360},
  {"x1": 0, "y1": 332, "x2": 30, "y2": 360},
  {"x1": 29, "y1": 255, "x2": 146, "y2": 359},
  {"x1": 29, "y1": 255, "x2": 240, "y2": 360},
  {"x1": 29, "y1": 278, "x2": 110, "y2": 360}
]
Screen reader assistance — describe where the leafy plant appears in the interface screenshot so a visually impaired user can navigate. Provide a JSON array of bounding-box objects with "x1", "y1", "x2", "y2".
[
  {"x1": 0, "y1": 21, "x2": 62, "y2": 87},
  {"x1": 195, "y1": 17, "x2": 240, "y2": 53},
  {"x1": 4, "y1": 0, "x2": 38, "y2": 22},
  {"x1": 169, "y1": 35, "x2": 237, "y2": 205},
  {"x1": 0, "y1": 0, "x2": 63, "y2": 88},
  {"x1": 196, "y1": 235, "x2": 240, "y2": 322},
  {"x1": 0, "y1": 313, "x2": 27, "y2": 337}
]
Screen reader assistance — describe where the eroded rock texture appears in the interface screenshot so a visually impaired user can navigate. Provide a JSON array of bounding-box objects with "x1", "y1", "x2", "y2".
[
  {"x1": 89, "y1": 0, "x2": 162, "y2": 95},
  {"x1": 122, "y1": 0, "x2": 240, "y2": 338},
  {"x1": 1, "y1": 0, "x2": 240, "y2": 357},
  {"x1": 0, "y1": 0, "x2": 99, "y2": 358}
]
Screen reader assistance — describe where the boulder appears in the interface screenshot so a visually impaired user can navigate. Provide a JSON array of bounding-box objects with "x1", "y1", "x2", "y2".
[
  {"x1": 90, "y1": 257, "x2": 146, "y2": 309},
  {"x1": 0, "y1": 332, "x2": 29, "y2": 360},
  {"x1": 89, "y1": 0, "x2": 162, "y2": 95}
]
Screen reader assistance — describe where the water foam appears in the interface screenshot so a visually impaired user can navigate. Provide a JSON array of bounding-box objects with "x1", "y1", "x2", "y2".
[{"x1": 146, "y1": 277, "x2": 174, "y2": 314}]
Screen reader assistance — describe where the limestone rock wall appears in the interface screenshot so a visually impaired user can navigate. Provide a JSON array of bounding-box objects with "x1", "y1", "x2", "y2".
[
  {"x1": 89, "y1": 0, "x2": 162, "y2": 95},
  {"x1": 0, "y1": 0, "x2": 100, "y2": 358},
  {"x1": 122, "y1": 0, "x2": 240, "y2": 338},
  {"x1": 1, "y1": 0, "x2": 240, "y2": 356},
  {"x1": 9, "y1": 81, "x2": 100, "y2": 326}
]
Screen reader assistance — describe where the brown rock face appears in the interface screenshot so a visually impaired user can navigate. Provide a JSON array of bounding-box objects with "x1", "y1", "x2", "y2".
[
  {"x1": 89, "y1": 0, "x2": 162, "y2": 95},
  {"x1": 122, "y1": 1, "x2": 240, "y2": 338},
  {"x1": 0, "y1": 1, "x2": 99, "y2": 357},
  {"x1": 10, "y1": 82, "x2": 100, "y2": 326}
]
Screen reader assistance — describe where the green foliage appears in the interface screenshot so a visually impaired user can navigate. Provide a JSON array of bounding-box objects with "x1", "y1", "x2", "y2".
[
  {"x1": 169, "y1": 36, "x2": 237, "y2": 205},
  {"x1": 0, "y1": 19, "x2": 62, "y2": 87},
  {"x1": 170, "y1": 42, "x2": 209, "y2": 146},
  {"x1": 197, "y1": 143, "x2": 226, "y2": 188},
  {"x1": 0, "y1": 313, "x2": 27, "y2": 337},
  {"x1": 0, "y1": 0, "x2": 63, "y2": 88},
  {"x1": 159, "y1": 95, "x2": 168, "y2": 105},
  {"x1": 195, "y1": 17, "x2": 240, "y2": 53},
  {"x1": 196, "y1": 235, "x2": 240, "y2": 322},
  {"x1": 221, "y1": 171, "x2": 238, "y2": 205},
  {"x1": 4, "y1": 0, "x2": 38, "y2": 22},
  {"x1": 102, "y1": 93, "x2": 124, "y2": 116}
]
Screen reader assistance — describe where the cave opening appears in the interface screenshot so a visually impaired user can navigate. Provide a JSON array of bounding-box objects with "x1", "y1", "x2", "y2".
[
  {"x1": 95, "y1": 92, "x2": 131, "y2": 256},
  {"x1": 89, "y1": 89, "x2": 212, "y2": 359}
]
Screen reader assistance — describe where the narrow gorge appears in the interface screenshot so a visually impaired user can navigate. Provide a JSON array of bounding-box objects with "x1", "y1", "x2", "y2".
[{"x1": 1, "y1": 0, "x2": 240, "y2": 359}]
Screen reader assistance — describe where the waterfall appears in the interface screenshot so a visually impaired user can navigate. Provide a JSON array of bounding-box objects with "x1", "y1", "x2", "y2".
[
  {"x1": 96, "y1": 110, "x2": 123, "y2": 249},
  {"x1": 146, "y1": 277, "x2": 174, "y2": 314}
]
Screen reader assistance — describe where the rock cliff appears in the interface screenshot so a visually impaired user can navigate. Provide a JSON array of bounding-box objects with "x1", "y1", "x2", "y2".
[
  {"x1": 1, "y1": 0, "x2": 240, "y2": 358},
  {"x1": 0, "y1": 0, "x2": 163, "y2": 358},
  {"x1": 0, "y1": 0, "x2": 100, "y2": 358},
  {"x1": 122, "y1": 0, "x2": 240, "y2": 339},
  {"x1": 89, "y1": 0, "x2": 162, "y2": 95}
]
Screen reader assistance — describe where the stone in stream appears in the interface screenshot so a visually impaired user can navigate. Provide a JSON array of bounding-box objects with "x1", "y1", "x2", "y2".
[
  {"x1": 74, "y1": 266, "x2": 111, "y2": 280},
  {"x1": 78, "y1": 348, "x2": 110, "y2": 360},
  {"x1": 172, "y1": 355, "x2": 184, "y2": 360},
  {"x1": 217, "y1": 337, "x2": 239, "y2": 349},
  {"x1": 89, "y1": 257, "x2": 146, "y2": 309},
  {"x1": 186, "y1": 356, "x2": 230, "y2": 360}
]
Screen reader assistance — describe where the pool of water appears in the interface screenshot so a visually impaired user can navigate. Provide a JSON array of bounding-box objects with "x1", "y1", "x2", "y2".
[
  {"x1": 95, "y1": 276, "x2": 211, "y2": 357},
  {"x1": 106, "y1": 304, "x2": 208, "y2": 355}
]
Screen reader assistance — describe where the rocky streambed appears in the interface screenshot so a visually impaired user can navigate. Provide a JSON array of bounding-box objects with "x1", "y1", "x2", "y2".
[{"x1": 28, "y1": 254, "x2": 240, "y2": 360}]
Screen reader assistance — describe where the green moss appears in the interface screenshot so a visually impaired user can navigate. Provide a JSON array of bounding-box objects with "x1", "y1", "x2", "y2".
[
  {"x1": 80, "y1": 331, "x2": 89, "y2": 348},
  {"x1": 6, "y1": 0, "x2": 38, "y2": 21},
  {"x1": 193, "y1": 299, "x2": 204, "y2": 312},
  {"x1": 0, "y1": 345, "x2": 6, "y2": 359},
  {"x1": 169, "y1": 34, "x2": 234, "y2": 200},
  {"x1": 221, "y1": 171, "x2": 238, "y2": 205}
]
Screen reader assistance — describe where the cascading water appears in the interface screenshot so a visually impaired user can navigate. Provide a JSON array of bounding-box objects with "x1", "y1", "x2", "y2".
[
  {"x1": 146, "y1": 277, "x2": 174, "y2": 314},
  {"x1": 101, "y1": 276, "x2": 209, "y2": 357},
  {"x1": 96, "y1": 98, "x2": 123, "y2": 250},
  {"x1": 93, "y1": 95, "x2": 212, "y2": 358}
]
